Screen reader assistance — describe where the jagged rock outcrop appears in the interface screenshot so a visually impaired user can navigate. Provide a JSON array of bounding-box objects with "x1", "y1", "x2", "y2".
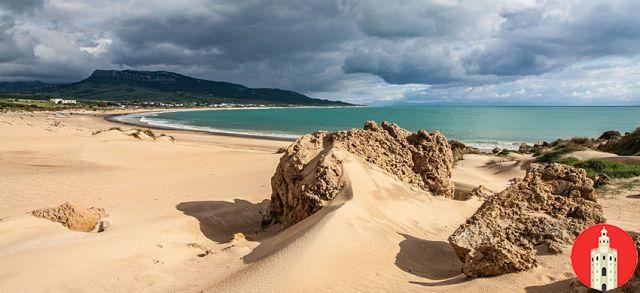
[
  {"x1": 263, "y1": 121, "x2": 454, "y2": 227},
  {"x1": 450, "y1": 140, "x2": 481, "y2": 161},
  {"x1": 448, "y1": 163, "x2": 605, "y2": 277},
  {"x1": 518, "y1": 143, "x2": 534, "y2": 154},
  {"x1": 598, "y1": 130, "x2": 621, "y2": 141},
  {"x1": 599, "y1": 127, "x2": 640, "y2": 155},
  {"x1": 31, "y1": 202, "x2": 108, "y2": 232}
]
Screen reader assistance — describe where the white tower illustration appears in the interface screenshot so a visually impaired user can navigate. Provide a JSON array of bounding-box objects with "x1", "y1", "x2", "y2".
[{"x1": 591, "y1": 227, "x2": 618, "y2": 291}]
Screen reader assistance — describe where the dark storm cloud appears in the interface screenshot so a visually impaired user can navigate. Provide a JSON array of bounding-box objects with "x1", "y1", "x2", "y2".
[
  {"x1": 0, "y1": 0, "x2": 44, "y2": 13},
  {"x1": 342, "y1": 0, "x2": 498, "y2": 39},
  {"x1": 0, "y1": 15, "x2": 23, "y2": 62},
  {"x1": 101, "y1": 0, "x2": 361, "y2": 90},
  {"x1": 342, "y1": 46, "x2": 462, "y2": 85},
  {"x1": 109, "y1": 0, "x2": 358, "y2": 67}
]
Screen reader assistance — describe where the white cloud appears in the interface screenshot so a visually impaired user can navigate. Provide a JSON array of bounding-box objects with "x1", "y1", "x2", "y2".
[{"x1": 79, "y1": 37, "x2": 111, "y2": 56}]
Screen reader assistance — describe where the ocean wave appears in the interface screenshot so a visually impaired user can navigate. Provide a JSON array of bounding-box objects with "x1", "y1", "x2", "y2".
[
  {"x1": 132, "y1": 115, "x2": 301, "y2": 139},
  {"x1": 463, "y1": 141, "x2": 525, "y2": 151}
]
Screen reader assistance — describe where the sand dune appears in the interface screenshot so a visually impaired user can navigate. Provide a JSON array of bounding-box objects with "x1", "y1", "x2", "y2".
[{"x1": 214, "y1": 154, "x2": 482, "y2": 291}]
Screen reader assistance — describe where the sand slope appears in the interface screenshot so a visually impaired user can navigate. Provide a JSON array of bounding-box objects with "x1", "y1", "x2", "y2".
[
  {"x1": 214, "y1": 154, "x2": 482, "y2": 291},
  {"x1": 0, "y1": 112, "x2": 284, "y2": 292}
]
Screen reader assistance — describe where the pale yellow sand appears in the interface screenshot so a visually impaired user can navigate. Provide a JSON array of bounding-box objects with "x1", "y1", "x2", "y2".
[
  {"x1": 561, "y1": 149, "x2": 640, "y2": 165},
  {"x1": 452, "y1": 154, "x2": 528, "y2": 193},
  {"x1": 0, "y1": 111, "x2": 638, "y2": 292}
]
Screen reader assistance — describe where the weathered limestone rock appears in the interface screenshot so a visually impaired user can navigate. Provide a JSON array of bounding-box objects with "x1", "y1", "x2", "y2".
[
  {"x1": 598, "y1": 130, "x2": 621, "y2": 141},
  {"x1": 450, "y1": 140, "x2": 481, "y2": 161},
  {"x1": 263, "y1": 121, "x2": 455, "y2": 227},
  {"x1": 518, "y1": 143, "x2": 534, "y2": 154},
  {"x1": 594, "y1": 173, "x2": 610, "y2": 188},
  {"x1": 448, "y1": 163, "x2": 605, "y2": 277},
  {"x1": 32, "y1": 202, "x2": 107, "y2": 232},
  {"x1": 599, "y1": 127, "x2": 640, "y2": 155}
]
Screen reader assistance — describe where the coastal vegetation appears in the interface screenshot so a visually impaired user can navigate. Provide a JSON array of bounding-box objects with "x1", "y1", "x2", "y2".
[
  {"x1": 0, "y1": 99, "x2": 68, "y2": 111},
  {"x1": 528, "y1": 130, "x2": 640, "y2": 180},
  {"x1": 533, "y1": 146, "x2": 587, "y2": 162},
  {"x1": 599, "y1": 127, "x2": 640, "y2": 155},
  {"x1": 556, "y1": 158, "x2": 640, "y2": 179}
]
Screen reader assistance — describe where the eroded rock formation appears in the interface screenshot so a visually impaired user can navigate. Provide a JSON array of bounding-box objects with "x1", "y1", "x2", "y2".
[
  {"x1": 448, "y1": 163, "x2": 605, "y2": 277},
  {"x1": 598, "y1": 130, "x2": 621, "y2": 141},
  {"x1": 32, "y1": 202, "x2": 107, "y2": 232},
  {"x1": 598, "y1": 127, "x2": 640, "y2": 155},
  {"x1": 450, "y1": 140, "x2": 481, "y2": 161},
  {"x1": 518, "y1": 143, "x2": 534, "y2": 154},
  {"x1": 263, "y1": 121, "x2": 454, "y2": 227}
]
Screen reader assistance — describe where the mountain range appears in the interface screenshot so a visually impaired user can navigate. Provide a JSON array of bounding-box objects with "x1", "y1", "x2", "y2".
[{"x1": 0, "y1": 70, "x2": 351, "y2": 106}]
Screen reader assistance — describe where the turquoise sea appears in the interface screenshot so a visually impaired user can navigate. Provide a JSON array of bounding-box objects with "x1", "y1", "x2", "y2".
[{"x1": 117, "y1": 106, "x2": 640, "y2": 150}]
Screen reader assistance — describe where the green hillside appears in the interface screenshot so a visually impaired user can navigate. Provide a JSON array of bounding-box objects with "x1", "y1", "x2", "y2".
[{"x1": 1, "y1": 70, "x2": 351, "y2": 106}]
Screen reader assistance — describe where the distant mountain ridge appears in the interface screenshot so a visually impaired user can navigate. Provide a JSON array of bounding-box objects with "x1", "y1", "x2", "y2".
[
  {"x1": 0, "y1": 81, "x2": 51, "y2": 92},
  {"x1": 0, "y1": 70, "x2": 351, "y2": 106}
]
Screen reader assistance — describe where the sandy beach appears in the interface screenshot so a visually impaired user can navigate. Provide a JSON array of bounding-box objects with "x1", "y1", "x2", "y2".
[{"x1": 0, "y1": 110, "x2": 638, "y2": 292}]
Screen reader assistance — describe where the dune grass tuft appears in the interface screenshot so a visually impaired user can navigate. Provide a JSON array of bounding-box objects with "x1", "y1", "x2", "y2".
[{"x1": 535, "y1": 146, "x2": 587, "y2": 163}]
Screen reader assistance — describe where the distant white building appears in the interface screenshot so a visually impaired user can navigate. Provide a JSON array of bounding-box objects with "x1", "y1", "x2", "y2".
[
  {"x1": 49, "y1": 98, "x2": 77, "y2": 104},
  {"x1": 591, "y1": 227, "x2": 618, "y2": 291}
]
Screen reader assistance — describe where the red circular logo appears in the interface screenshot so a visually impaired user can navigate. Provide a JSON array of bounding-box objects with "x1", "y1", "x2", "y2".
[{"x1": 571, "y1": 224, "x2": 638, "y2": 291}]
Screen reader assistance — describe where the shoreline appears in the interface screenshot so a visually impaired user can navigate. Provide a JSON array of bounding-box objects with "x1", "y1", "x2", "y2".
[
  {"x1": 103, "y1": 109, "x2": 298, "y2": 142},
  {"x1": 103, "y1": 109, "x2": 523, "y2": 151}
]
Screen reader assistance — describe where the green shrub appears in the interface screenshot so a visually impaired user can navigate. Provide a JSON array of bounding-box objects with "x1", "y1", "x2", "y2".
[
  {"x1": 496, "y1": 149, "x2": 515, "y2": 157},
  {"x1": 556, "y1": 156, "x2": 581, "y2": 165},
  {"x1": 572, "y1": 159, "x2": 640, "y2": 179},
  {"x1": 535, "y1": 146, "x2": 586, "y2": 163}
]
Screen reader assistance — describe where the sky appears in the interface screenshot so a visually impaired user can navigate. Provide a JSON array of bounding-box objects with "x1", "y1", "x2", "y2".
[{"x1": 0, "y1": 0, "x2": 639, "y2": 105}]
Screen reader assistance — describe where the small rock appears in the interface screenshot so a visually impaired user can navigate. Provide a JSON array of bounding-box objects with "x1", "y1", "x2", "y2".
[
  {"x1": 598, "y1": 130, "x2": 621, "y2": 141},
  {"x1": 518, "y1": 143, "x2": 533, "y2": 154},
  {"x1": 594, "y1": 173, "x2": 610, "y2": 188},
  {"x1": 31, "y1": 202, "x2": 107, "y2": 232},
  {"x1": 492, "y1": 147, "x2": 502, "y2": 154}
]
